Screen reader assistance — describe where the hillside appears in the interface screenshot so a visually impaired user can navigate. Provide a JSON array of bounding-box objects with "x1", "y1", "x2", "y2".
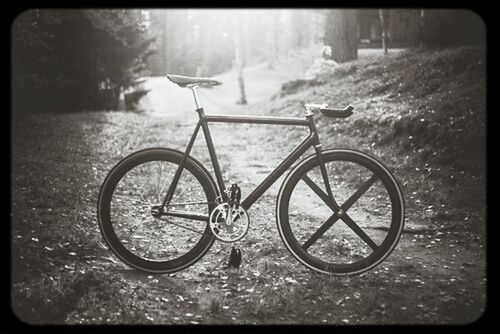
[{"x1": 273, "y1": 47, "x2": 486, "y2": 175}]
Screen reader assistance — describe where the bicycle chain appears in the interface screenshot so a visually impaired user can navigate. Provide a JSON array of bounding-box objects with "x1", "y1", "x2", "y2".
[
  {"x1": 156, "y1": 190, "x2": 238, "y2": 239},
  {"x1": 157, "y1": 216, "x2": 215, "y2": 238}
]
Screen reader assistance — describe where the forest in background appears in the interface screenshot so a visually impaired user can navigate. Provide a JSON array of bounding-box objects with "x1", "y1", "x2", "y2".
[{"x1": 11, "y1": 9, "x2": 485, "y2": 114}]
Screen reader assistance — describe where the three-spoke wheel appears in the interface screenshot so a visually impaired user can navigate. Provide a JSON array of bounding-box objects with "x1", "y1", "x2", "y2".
[
  {"x1": 277, "y1": 149, "x2": 404, "y2": 275},
  {"x1": 97, "y1": 148, "x2": 218, "y2": 273}
]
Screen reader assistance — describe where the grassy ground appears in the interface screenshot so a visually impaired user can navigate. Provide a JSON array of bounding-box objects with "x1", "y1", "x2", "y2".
[{"x1": 11, "y1": 47, "x2": 486, "y2": 324}]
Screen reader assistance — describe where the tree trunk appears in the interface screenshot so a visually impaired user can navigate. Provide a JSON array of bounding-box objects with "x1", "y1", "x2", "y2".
[
  {"x1": 324, "y1": 9, "x2": 358, "y2": 63},
  {"x1": 267, "y1": 11, "x2": 280, "y2": 67},
  {"x1": 233, "y1": 13, "x2": 247, "y2": 105},
  {"x1": 291, "y1": 10, "x2": 306, "y2": 48},
  {"x1": 162, "y1": 11, "x2": 168, "y2": 73},
  {"x1": 418, "y1": 9, "x2": 425, "y2": 47},
  {"x1": 379, "y1": 9, "x2": 388, "y2": 54}
]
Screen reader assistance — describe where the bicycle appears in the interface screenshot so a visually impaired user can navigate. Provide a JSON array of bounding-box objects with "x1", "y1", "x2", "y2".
[{"x1": 97, "y1": 74, "x2": 405, "y2": 276}]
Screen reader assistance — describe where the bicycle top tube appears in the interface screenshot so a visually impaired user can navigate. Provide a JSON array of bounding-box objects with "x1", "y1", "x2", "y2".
[{"x1": 202, "y1": 113, "x2": 310, "y2": 126}]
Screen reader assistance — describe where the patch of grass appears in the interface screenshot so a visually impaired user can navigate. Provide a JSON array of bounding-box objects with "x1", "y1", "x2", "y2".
[
  {"x1": 11, "y1": 111, "x2": 127, "y2": 323},
  {"x1": 12, "y1": 268, "x2": 136, "y2": 324},
  {"x1": 209, "y1": 297, "x2": 223, "y2": 314},
  {"x1": 390, "y1": 261, "x2": 420, "y2": 274}
]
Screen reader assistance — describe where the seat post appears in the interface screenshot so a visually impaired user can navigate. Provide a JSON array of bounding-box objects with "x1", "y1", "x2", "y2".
[{"x1": 188, "y1": 84, "x2": 202, "y2": 110}]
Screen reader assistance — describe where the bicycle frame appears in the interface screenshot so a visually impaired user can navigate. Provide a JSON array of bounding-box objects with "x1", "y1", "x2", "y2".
[{"x1": 160, "y1": 86, "x2": 341, "y2": 222}]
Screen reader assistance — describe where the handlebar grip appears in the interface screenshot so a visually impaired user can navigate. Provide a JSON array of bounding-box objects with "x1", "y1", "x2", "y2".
[{"x1": 305, "y1": 103, "x2": 328, "y2": 110}]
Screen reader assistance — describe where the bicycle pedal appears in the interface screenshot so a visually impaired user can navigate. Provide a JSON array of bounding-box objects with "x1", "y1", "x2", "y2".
[{"x1": 227, "y1": 246, "x2": 242, "y2": 268}]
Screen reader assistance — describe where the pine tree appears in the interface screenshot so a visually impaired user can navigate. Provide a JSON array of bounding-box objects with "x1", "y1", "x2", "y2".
[
  {"x1": 12, "y1": 9, "x2": 154, "y2": 113},
  {"x1": 323, "y1": 10, "x2": 358, "y2": 63}
]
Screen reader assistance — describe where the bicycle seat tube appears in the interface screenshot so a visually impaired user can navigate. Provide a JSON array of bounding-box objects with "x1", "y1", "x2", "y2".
[
  {"x1": 160, "y1": 84, "x2": 205, "y2": 210},
  {"x1": 188, "y1": 84, "x2": 202, "y2": 110}
]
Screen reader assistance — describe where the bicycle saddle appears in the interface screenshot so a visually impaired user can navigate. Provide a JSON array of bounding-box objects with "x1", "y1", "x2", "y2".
[
  {"x1": 320, "y1": 105, "x2": 353, "y2": 118},
  {"x1": 166, "y1": 74, "x2": 222, "y2": 88}
]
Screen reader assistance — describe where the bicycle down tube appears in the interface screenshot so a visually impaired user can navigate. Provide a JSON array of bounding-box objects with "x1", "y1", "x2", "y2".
[{"x1": 161, "y1": 107, "x2": 338, "y2": 221}]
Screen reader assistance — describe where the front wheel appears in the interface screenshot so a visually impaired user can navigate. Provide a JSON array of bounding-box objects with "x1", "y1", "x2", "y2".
[
  {"x1": 97, "y1": 148, "x2": 218, "y2": 273},
  {"x1": 277, "y1": 149, "x2": 404, "y2": 275}
]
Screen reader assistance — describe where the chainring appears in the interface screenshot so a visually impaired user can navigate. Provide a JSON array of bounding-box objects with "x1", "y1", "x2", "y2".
[{"x1": 209, "y1": 203, "x2": 250, "y2": 242}]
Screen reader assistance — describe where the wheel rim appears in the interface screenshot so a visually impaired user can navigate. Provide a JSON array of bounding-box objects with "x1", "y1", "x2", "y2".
[
  {"x1": 278, "y1": 151, "x2": 404, "y2": 275},
  {"x1": 99, "y1": 153, "x2": 215, "y2": 271}
]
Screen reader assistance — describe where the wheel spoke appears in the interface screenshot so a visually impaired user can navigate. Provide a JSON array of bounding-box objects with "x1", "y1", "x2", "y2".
[
  {"x1": 301, "y1": 175, "x2": 335, "y2": 211},
  {"x1": 156, "y1": 161, "x2": 162, "y2": 200},
  {"x1": 135, "y1": 165, "x2": 153, "y2": 202},
  {"x1": 143, "y1": 227, "x2": 155, "y2": 258},
  {"x1": 139, "y1": 190, "x2": 150, "y2": 204},
  {"x1": 341, "y1": 213, "x2": 378, "y2": 250},
  {"x1": 342, "y1": 174, "x2": 378, "y2": 210},
  {"x1": 158, "y1": 166, "x2": 174, "y2": 203},
  {"x1": 173, "y1": 181, "x2": 189, "y2": 203},
  {"x1": 113, "y1": 195, "x2": 153, "y2": 206},
  {"x1": 299, "y1": 173, "x2": 379, "y2": 251},
  {"x1": 125, "y1": 216, "x2": 151, "y2": 240},
  {"x1": 302, "y1": 213, "x2": 340, "y2": 250}
]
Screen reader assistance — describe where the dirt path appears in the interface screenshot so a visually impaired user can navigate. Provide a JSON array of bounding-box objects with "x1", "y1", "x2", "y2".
[
  {"x1": 66, "y1": 78, "x2": 486, "y2": 324},
  {"x1": 11, "y1": 60, "x2": 485, "y2": 324}
]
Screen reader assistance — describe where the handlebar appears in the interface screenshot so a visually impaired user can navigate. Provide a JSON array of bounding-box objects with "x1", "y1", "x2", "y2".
[
  {"x1": 305, "y1": 103, "x2": 354, "y2": 118},
  {"x1": 305, "y1": 103, "x2": 328, "y2": 110}
]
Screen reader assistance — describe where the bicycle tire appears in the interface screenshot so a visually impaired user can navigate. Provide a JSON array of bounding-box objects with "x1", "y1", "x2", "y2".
[
  {"x1": 276, "y1": 149, "x2": 404, "y2": 275},
  {"x1": 97, "y1": 148, "x2": 218, "y2": 273}
]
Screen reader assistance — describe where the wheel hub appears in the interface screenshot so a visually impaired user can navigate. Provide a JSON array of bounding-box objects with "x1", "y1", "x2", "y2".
[{"x1": 150, "y1": 205, "x2": 162, "y2": 218}]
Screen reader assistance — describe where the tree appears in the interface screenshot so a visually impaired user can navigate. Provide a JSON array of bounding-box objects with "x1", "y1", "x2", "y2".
[
  {"x1": 266, "y1": 11, "x2": 280, "y2": 67},
  {"x1": 323, "y1": 9, "x2": 358, "y2": 63},
  {"x1": 379, "y1": 9, "x2": 388, "y2": 54},
  {"x1": 146, "y1": 10, "x2": 329, "y2": 77},
  {"x1": 290, "y1": 11, "x2": 307, "y2": 49},
  {"x1": 233, "y1": 12, "x2": 247, "y2": 105},
  {"x1": 12, "y1": 9, "x2": 154, "y2": 113}
]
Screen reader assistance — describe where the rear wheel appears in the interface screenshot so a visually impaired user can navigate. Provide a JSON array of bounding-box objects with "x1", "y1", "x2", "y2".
[
  {"x1": 97, "y1": 148, "x2": 218, "y2": 273},
  {"x1": 277, "y1": 149, "x2": 404, "y2": 275}
]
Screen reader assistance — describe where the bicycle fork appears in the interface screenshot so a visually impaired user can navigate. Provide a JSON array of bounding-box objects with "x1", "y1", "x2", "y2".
[{"x1": 308, "y1": 115, "x2": 342, "y2": 213}]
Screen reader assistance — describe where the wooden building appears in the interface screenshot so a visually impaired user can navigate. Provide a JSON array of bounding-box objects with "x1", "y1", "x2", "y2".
[{"x1": 357, "y1": 9, "x2": 421, "y2": 47}]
